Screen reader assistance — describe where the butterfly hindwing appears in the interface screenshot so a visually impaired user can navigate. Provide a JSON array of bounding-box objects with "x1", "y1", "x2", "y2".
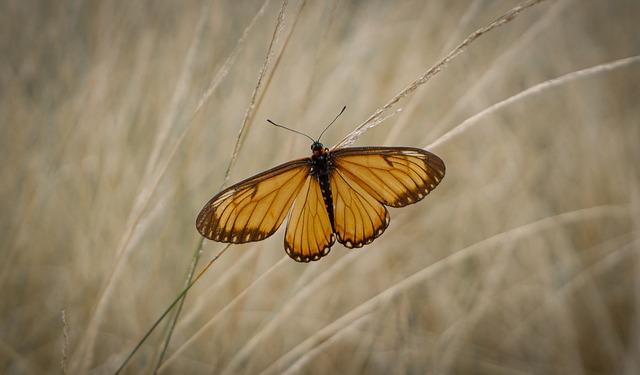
[
  {"x1": 330, "y1": 167, "x2": 390, "y2": 248},
  {"x1": 284, "y1": 175, "x2": 335, "y2": 262},
  {"x1": 196, "y1": 159, "x2": 310, "y2": 244}
]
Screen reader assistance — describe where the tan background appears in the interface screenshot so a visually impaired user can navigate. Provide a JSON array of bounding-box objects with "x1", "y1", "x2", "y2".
[{"x1": 2, "y1": 0, "x2": 639, "y2": 373}]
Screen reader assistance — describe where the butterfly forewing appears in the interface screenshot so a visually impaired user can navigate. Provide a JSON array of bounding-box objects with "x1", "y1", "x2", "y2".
[
  {"x1": 330, "y1": 147, "x2": 445, "y2": 208},
  {"x1": 285, "y1": 175, "x2": 335, "y2": 262},
  {"x1": 196, "y1": 159, "x2": 310, "y2": 243}
]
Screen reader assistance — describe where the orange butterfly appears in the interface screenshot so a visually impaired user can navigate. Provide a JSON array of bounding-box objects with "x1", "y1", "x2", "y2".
[{"x1": 196, "y1": 114, "x2": 445, "y2": 262}]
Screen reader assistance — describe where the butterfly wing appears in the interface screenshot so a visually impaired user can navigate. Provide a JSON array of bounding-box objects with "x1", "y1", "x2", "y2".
[
  {"x1": 196, "y1": 159, "x2": 311, "y2": 244},
  {"x1": 329, "y1": 146, "x2": 445, "y2": 247},
  {"x1": 284, "y1": 175, "x2": 335, "y2": 262},
  {"x1": 330, "y1": 168, "x2": 390, "y2": 248}
]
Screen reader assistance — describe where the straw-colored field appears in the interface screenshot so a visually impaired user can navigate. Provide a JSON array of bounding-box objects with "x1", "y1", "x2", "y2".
[{"x1": 2, "y1": 0, "x2": 639, "y2": 373}]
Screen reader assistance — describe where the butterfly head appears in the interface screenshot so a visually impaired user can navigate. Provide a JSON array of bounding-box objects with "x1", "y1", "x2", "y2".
[{"x1": 311, "y1": 141, "x2": 328, "y2": 157}]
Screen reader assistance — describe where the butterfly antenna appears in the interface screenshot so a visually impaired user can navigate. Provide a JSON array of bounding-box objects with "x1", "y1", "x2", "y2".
[
  {"x1": 267, "y1": 119, "x2": 315, "y2": 143},
  {"x1": 317, "y1": 106, "x2": 346, "y2": 141}
]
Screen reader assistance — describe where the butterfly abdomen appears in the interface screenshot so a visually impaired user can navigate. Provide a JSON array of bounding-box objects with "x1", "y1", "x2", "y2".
[{"x1": 311, "y1": 142, "x2": 336, "y2": 232}]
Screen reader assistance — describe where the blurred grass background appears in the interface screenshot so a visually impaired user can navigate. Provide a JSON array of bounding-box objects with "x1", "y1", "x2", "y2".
[{"x1": 2, "y1": 0, "x2": 640, "y2": 373}]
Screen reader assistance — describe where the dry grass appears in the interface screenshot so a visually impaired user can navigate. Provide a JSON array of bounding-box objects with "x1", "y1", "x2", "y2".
[{"x1": 2, "y1": 0, "x2": 640, "y2": 374}]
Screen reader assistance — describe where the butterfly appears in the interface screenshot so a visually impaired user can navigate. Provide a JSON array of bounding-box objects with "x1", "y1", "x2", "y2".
[{"x1": 196, "y1": 112, "x2": 445, "y2": 262}]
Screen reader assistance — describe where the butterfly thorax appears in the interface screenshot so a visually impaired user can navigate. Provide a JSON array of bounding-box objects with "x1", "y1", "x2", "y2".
[{"x1": 310, "y1": 141, "x2": 336, "y2": 232}]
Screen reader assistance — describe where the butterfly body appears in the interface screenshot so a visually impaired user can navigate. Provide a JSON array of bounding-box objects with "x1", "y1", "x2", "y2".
[
  {"x1": 310, "y1": 142, "x2": 336, "y2": 233},
  {"x1": 197, "y1": 142, "x2": 445, "y2": 262}
]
